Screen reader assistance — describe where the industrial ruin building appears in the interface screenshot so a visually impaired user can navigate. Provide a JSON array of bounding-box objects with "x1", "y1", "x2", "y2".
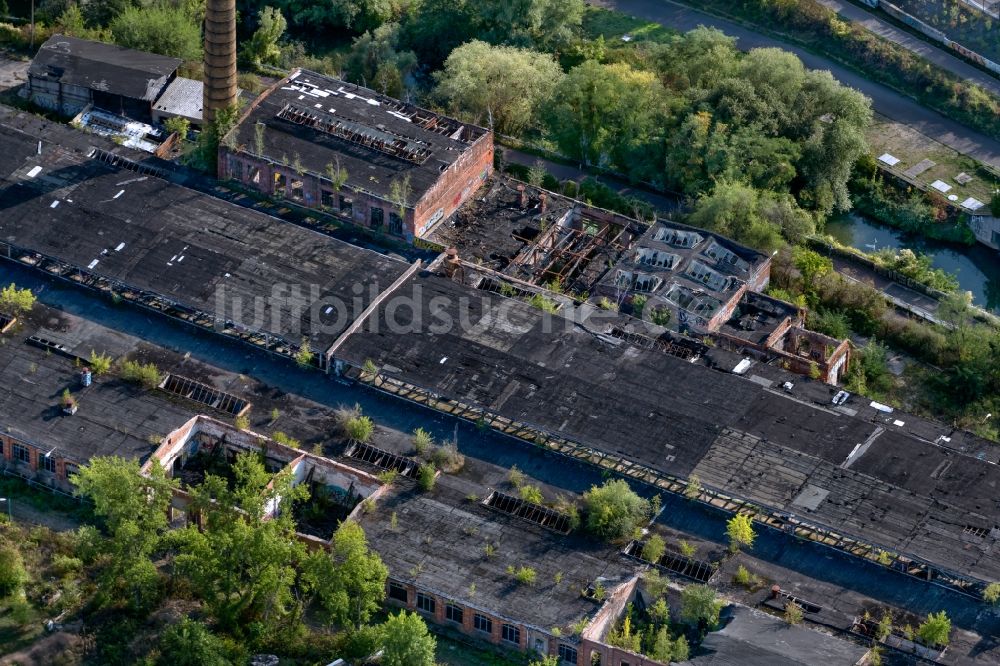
[
  {"x1": 219, "y1": 70, "x2": 493, "y2": 241},
  {"x1": 424, "y1": 177, "x2": 645, "y2": 295},
  {"x1": 26, "y1": 35, "x2": 202, "y2": 124},
  {"x1": 596, "y1": 220, "x2": 771, "y2": 335},
  {"x1": 0, "y1": 304, "x2": 873, "y2": 666},
  {"x1": 3, "y1": 105, "x2": 999, "y2": 628}
]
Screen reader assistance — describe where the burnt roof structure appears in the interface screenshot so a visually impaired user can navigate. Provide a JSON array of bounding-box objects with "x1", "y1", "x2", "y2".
[
  {"x1": 425, "y1": 177, "x2": 644, "y2": 293},
  {"x1": 0, "y1": 110, "x2": 412, "y2": 363},
  {"x1": 227, "y1": 70, "x2": 490, "y2": 206},
  {"x1": 29, "y1": 35, "x2": 180, "y2": 102},
  {"x1": 598, "y1": 220, "x2": 769, "y2": 332}
]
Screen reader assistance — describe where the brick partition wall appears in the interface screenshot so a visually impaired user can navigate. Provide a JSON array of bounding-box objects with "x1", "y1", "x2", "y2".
[{"x1": 412, "y1": 134, "x2": 494, "y2": 239}]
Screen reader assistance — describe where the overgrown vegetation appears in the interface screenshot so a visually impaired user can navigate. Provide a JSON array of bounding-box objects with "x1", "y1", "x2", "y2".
[
  {"x1": 120, "y1": 359, "x2": 162, "y2": 389},
  {"x1": 685, "y1": 0, "x2": 1000, "y2": 140},
  {"x1": 772, "y1": 247, "x2": 1000, "y2": 436},
  {"x1": 0, "y1": 454, "x2": 439, "y2": 664},
  {"x1": 583, "y1": 479, "x2": 650, "y2": 541}
]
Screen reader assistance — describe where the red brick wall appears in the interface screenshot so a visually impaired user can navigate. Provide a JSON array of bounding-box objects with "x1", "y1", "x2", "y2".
[
  {"x1": 413, "y1": 132, "x2": 494, "y2": 238},
  {"x1": 220, "y1": 131, "x2": 492, "y2": 242}
]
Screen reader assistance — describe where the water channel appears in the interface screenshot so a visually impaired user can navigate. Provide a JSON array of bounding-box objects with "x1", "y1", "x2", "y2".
[{"x1": 824, "y1": 212, "x2": 1000, "y2": 313}]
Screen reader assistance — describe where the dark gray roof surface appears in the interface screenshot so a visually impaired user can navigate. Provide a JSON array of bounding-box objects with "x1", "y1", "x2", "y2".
[
  {"x1": 0, "y1": 311, "x2": 194, "y2": 465},
  {"x1": 335, "y1": 273, "x2": 1000, "y2": 582},
  {"x1": 30, "y1": 35, "x2": 180, "y2": 102},
  {"x1": 0, "y1": 116, "x2": 411, "y2": 354},
  {"x1": 683, "y1": 606, "x2": 868, "y2": 666},
  {"x1": 231, "y1": 70, "x2": 489, "y2": 204},
  {"x1": 359, "y1": 479, "x2": 635, "y2": 631}
]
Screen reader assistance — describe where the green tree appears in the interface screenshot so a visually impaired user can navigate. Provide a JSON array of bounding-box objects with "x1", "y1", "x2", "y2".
[
  {"x1": 807, "y1": 309, "x2": 850, "y2": 339},
  {"x1": 243, "y1": 6, "x2": 287, "y2": 67},
  {"x1": 381, "y1": 610, "x2": 436, "y2": 666},
  {"x1": 582, "y1": 479, "x2": 650, "y2": 541},
  {"x1": 984, "y1": 582, "x2": 1000, "y2": 604},
  {"x1": 164, "y1": 116, "x2": 191, "y2": 140},
  {"x1": 157, "y1": 618, "x2": 238, "y2": 666},
  {"x1": 648, "y1": 625, "x2": 673, "y2": 662},
  {"x1": 111, "y1": 5, "x2": 202, "y2": 60},
  {"x1": 435, "y1": 40, "x2": 562, "y2": 136},
  {"x1": 546, "y1": 60, "x2": 667, "y2": 179},
  {"x1": 172, "y1": 452, "x2": 308, "y2": 632},
  {"x1": 0, "y1": 283, "x2": 35, "y2": 316},
  {"x1": 642, "y1": 534, "x2": 666, "y2": 564},
  {"x1": 302, "y1": 521, "x2": 388, "y2": 629},
  {"x1": 473, "y1": 0, "x2": 584, "y2": 50},
  {"x1": 681, "y1": 584, "x2": 723, "y2": 629},
  {"x1": 72, "y1": 456, "x2": 176, "y2": 610},
  {"x1": 0, "y1": 543, "x2": 28, "y2": 598},
  {"x1": 345, "y1": 22, "x2": 417, "y2": 98},
  {"x1": 917, "y1": 611, "x2": 951, "y2": 647},
  {"x1": 726, "y1": 513, "x2": 756, "y2": 552}
]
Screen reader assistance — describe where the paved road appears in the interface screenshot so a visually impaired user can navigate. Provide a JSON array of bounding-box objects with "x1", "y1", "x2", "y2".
[
  {"x1": 817, "y1": 0, "x2": 1000, "y2": 97},
  {"x1": 598, "y1": 0, "x2": 1000, "y2": 170}
]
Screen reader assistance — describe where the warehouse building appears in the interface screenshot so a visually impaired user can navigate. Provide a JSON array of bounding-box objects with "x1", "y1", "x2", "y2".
[{"x1": 219, "y1": 70, "x2": 493, "y2": 241}]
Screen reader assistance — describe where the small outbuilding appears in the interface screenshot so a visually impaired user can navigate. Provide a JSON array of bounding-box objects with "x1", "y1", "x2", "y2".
[{"x1": 27, "y1": 34, "x2": 181, "y2": 121}]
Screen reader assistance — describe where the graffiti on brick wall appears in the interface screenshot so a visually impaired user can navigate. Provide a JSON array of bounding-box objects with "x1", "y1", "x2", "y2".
[{"x1": 880, "y1": 1, "x2": 1000, "y2": 74}]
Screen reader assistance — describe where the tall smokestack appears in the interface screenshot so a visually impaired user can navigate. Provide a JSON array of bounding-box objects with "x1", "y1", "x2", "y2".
[{"x1": 203, "y1": 0, "x2": 237, "y2": 123}]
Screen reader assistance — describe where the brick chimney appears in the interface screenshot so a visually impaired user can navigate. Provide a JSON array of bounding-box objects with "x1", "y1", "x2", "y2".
[
  {"x1": 203, "y1": 0, "x2": 237, "y2": 123},
  {"x1": 539, "y1": 192, "x2": 547, "y2": 214},
  {"x1": 517, "y1": 184, "x2": 527, "y2": 209}
]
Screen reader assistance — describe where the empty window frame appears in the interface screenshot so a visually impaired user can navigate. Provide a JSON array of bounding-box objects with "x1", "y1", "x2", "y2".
[
  {"x1": 389, "y1": 211, "x2": 403, "y2": 235},
  {"x1": 290, "y1": 179, "x2": 304, "y2": 201},
  {"x1": 273, "y1": 172, "x2": 287, "y2": 195},
  {"x1": 40, "y1": 454, "x2": 56, "y2": 474},
  {"x1": 321, "y1": 189, "x2": 334, "y2": 208},
  {"x1": 558, "y1": 644, "x2": 578, "y2": 665},
  {"x1": 339, "y1": 195, "x2": 353, "y2": 216},
  {"x1": 12, "y1": 444, "x2": 29, "y2": 464},
  {"x1": 388, "y1": 582, "x2": 408, "y2": 603},
  {"x1": 501, "y1": 623, "x2": 520, "y2": 645},
  {"x1": 371, "y1": 206, "x2": 384, "y2": 229},
  {"x1": 445, "y1": 603, "x2": 463, "y2": 624},
  {"x1": 474, "y1": 613, "x2": 492, "y2": 634},
  {"x1": 416, "y1": 592, "x2": 435, "y2": 614}
]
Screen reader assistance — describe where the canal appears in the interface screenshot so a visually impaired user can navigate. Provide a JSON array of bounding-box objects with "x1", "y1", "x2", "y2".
[{"x1": 825, "y1": 212, "x2": 1000, "y2": 313}]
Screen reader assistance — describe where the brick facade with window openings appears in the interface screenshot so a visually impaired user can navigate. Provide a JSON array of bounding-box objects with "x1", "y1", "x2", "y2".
[
  {"x1": 220, "y1": 70, "x2": 493, "y2": 243},
  {"x1": 445, "y1": 603, "x2": 463, "y2": 625},
  {"x1": 501, "y1": 623, "x2": 520, "y2": 646},
  {"x1": 388, "y1": 581, "x2": 408, "y2": 603},
  {"x1": 12, "y1": 443, "x2": 30, "y2": 464},
  {"x1": 558, "y1": 644, "x2": 578, "y2": 664},
  {"x1": 474, "y1": 613, "x2": 492, "y2": 634},
  {"x1": 416, "y1": 592, "x2": 435, "y2": 614}
]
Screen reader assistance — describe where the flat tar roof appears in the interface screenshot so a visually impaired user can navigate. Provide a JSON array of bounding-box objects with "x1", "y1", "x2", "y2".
[
  {"x1": 229, "y1": 70, "x2": 489, "y2": 205},
  {"x1": 0, "y1": 308, "x2": 194, "y2": 465},
  {"x1": 334, "y1": 272, "x2": 1000, "y2": 583},
  {"x1": 30, "y1": 34, "x2": 180, "y2": 102},
  {"x1": 0, "y1": 113, "x2": 412, "y2": 355}
]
